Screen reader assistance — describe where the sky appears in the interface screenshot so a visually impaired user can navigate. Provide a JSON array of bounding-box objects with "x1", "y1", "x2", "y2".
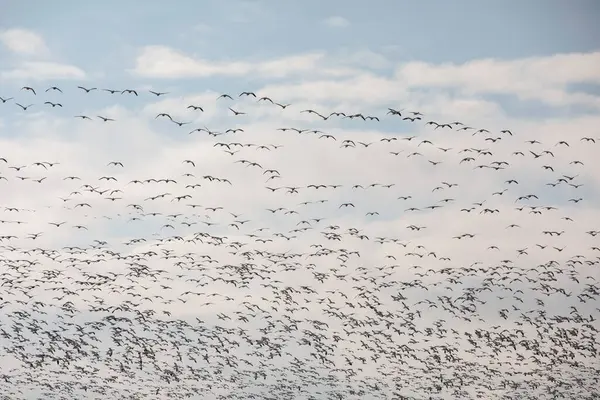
[{"x1": 1, "y1": 2, "x2": 600, "y2": 400}]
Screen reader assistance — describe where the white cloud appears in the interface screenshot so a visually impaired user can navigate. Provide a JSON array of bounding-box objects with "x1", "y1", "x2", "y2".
[
  {"x1": 0, "y1": 28, "x2": 49, "y2": 56},
  {"x1": 324, "y1": 16, "x2": 350, "y2": 28},
  {"x1": 0, "y1": 28, "x2": 86, "y2": 82},
  {"x1": 0, "y1": 61, "x2": 87, "y2": 81},
  {"x1": 394, "y1": 51, "x2": 600, "y2": 108},
  {"x1": 1, "y1": 46, "x2": 599, "y2": 399},
  {"x1": 257, "y1": 51, "x2": 600, "y2": 111},
  {"x1": 129, "y1": 46, "x2": 252, "y2": 78},
  {"x1": 255, "y1": 53, "x2": 326, "y2": 78},
  {"x1": 338, "y1": 48, "x2": 391, "y2": 69},
  {"x1": 130, "y1": 45, "x2": 357, "y2": 79}
]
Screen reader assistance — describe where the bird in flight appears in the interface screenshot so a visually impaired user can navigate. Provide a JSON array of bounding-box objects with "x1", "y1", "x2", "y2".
[
  {"x1": 21, "y1": 86, "x2": 36, "y2": 95},
  {"x1": 77, "y1": 86, "x2": 97, "y2": 93},
  {"x1": 229, "y1": 107, "x2": 246, "y2": 116},
  {"x1": 0, "y1": 75, "x2": 597, "y2": 400},
  {"x1": 149, "y1": 90, "x2": 169, "y2": 96}
]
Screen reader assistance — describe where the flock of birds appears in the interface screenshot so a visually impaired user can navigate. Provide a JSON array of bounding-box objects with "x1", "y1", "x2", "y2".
[{"x1": 1, "y1": 84, "x2": 599, "y2": 400}]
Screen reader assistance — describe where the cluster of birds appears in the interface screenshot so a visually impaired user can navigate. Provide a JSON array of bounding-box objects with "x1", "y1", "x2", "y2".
[{"x1": 1, "y1": 84, "x2": 599, "y2": 400}]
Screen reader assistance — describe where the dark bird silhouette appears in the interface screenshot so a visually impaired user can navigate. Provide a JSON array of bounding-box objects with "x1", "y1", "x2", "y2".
[{"x1": 21, "y1": 86, "x2": 36, "y2": 95}]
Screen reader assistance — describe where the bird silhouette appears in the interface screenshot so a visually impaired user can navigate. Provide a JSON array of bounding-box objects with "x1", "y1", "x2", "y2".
[{"x1": 0, "y1": 56, "x2": 598, "y2": 400}]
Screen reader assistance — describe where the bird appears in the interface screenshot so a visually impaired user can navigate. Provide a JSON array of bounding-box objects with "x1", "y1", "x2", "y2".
[
  {"x1": 155, "y1": 113, "x2": 173, "y2": 120},
  {"x1": 0, "y1": 65, "x2": 598, "y2": 400},
  {"x1": 229, "y1": 107, "x2": 246, "y2": 116},
  {"x1": 21, "y1": 86, "x2": 36, "y2": 95},
  {"x1": 15, "y1": 103, "x2": 34, "y2": 110}
]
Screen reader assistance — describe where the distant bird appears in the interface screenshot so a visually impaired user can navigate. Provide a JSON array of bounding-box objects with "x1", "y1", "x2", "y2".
[
  {"x1": 77, "y1": 86, "x2": 97, "y2": 93},
  {"x1": 16, "y1": 103, "x2": 33, "y2": 111},
  {"x1": 0, "y1": 77, "x2": 597, "y2": 400},
  {"x1": 229, "y1": 108, "x2": 246, "y2": 116},
  {"x1": 21, "y1": 86, "x2": 36, "y2": 95}
]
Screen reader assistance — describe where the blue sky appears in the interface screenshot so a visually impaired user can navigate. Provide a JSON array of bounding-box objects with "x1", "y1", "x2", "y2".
[
  {"x1": 0, "y1": 0, "x2": 598, "y2": 217},
  {"x1": 2, "y1": 0, "x2": 599, "y2": 126},
  {"x1": 2, "y1": 0, "x2": 600, "y2": 68}
]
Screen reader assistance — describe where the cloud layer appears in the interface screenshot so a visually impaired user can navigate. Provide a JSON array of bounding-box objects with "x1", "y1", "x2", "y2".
[
  {"x1": 0, "y1": 32, "x2": 599, "y2": 400},
  {"x1": 0, "y1": 28, "x2": 48, "y2": 55},
  {"x1": 0, "y1": 28, "x2": 86, "y2": 82}
]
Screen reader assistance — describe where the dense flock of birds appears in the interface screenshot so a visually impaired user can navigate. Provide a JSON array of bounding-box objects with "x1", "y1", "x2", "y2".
[{"x1": 1, "y1": 84, "x2": 599, "y2": 400}]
